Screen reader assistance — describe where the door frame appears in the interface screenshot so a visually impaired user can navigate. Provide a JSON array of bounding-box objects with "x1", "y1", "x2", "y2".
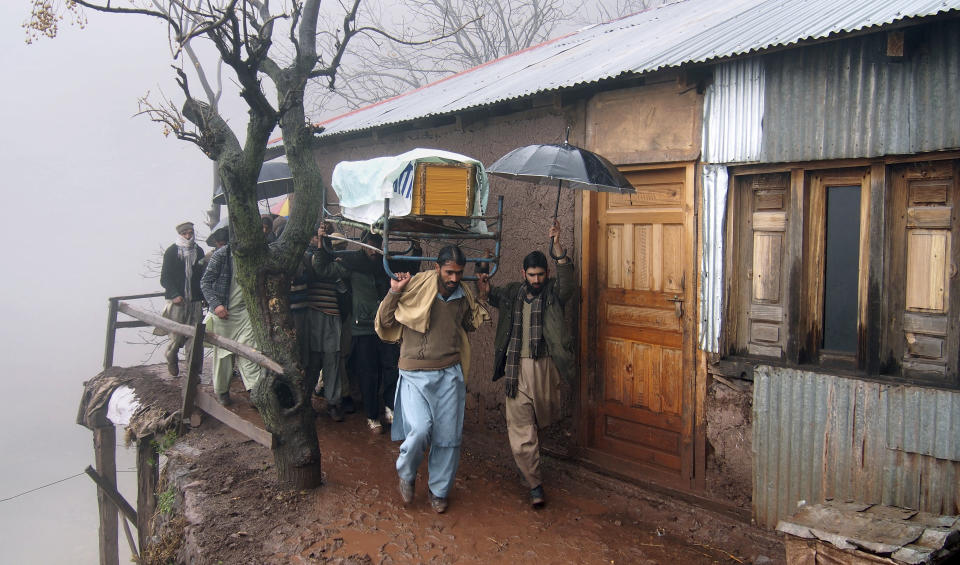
[{"x1": 576, "y1": 161, "x2": 702, "y2": 490}]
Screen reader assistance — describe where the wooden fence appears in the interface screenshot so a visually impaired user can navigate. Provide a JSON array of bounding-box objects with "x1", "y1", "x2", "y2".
[{"x1": 91, "y1": 293, "x2": 281, "y2": 564}]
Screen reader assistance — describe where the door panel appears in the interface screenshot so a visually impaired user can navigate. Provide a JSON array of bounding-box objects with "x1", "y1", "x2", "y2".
[{"x1": 584, "y1": 166, "x2": 694, "y2": 484}]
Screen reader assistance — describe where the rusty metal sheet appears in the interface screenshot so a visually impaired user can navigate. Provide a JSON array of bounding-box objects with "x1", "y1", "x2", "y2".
[{"x1": 754, "y1": 367, "x2": 960, "y2": 529}]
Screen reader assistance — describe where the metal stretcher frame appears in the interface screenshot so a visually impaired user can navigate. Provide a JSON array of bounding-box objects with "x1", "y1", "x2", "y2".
[{"x1": 320, "y1": 190, "x2": 504, "y2": 281}]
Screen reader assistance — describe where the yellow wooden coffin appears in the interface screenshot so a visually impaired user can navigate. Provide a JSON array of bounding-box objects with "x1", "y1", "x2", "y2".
[{"x1": 411, "y1": 162, "x2": 476, "y2": 216}]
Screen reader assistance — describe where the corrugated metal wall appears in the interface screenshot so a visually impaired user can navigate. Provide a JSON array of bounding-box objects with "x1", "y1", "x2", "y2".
[
  {"x1": 753, "y1": 366, "x2": 960, "y2": 529},
  {"x1": 702, "y1": 59, "x2": 764, "y2": 164},
  {"x1": 699, "y1": 164, "x2": 728, "y2": 353},
  {"x1": 761, "y1": 20, "x2": 960, "y2": 163}
]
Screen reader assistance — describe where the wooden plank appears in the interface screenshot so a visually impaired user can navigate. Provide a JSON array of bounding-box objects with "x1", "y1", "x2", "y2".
[
  {"x1": 93, "y1": 427, "x2": 119, "y2": 565},
  {"x1": 748, "y1": 343, "x2": 783, "y2": 358},
  {"x1": 660, "y1": 347, "x2": 682, "y2": 416},
  {"x1": 603, "y1": 338, "x2": 626, "y2": 404},
  {"x1": 603, "y1": 414, "x2": 680, "y2": 454},
  {"x1": 103, "y1": 298, "x2": 119, "y2": 370},
  {"x1": 600, "y1": 324, "x2": 682, "y2": 348},
  {"x1": 866, "y1": 162, "x2": 887, "y2": 375},
  {"x1": 906, "y1": 206, "x2": 951, "y2": 229},
  {"x1": 753, "y1": 232, "x2": 783, "y2": 302},
  {"x1": 785, "y1": 168, "x2": 805, "y2": 363},
  {"x1": 909, "y1": 180, "x2": 949, "y2": 205},
  {"x1": 661, "y1": 224, "x2": 683, "y2": 293},
  {"x1": 754, "y1": 191, "x2": 784, "y2": 210},
  {"x1": 884, "y1": 167, "x2": 910, "y2": 373},
  {"x1": 121, "y1": 517, "x2": 139, "y2": 563},
  {"x1": 857, "y1": 168, "x2": 872, "y2": 368},
  {"x1": 606, "y1": 224, "x2": 624, "y2": 289},
  {"x1": 136, "y1": 438, "x2": 157, "y2": 553},
  {"x1": 579, "y1": 189, "x2": 598, "y2": 447},
  {"x1": 85, "y1": 465, "x2": 137, "y2": 525},
  {"x1": 749, "y1": 304, "x2": 784, "y2": 323},
  {"x1": 179, "y1": 321, "x2": 206, "y2": 434},
  {"x1": 600, "y1": 398, "x2": 684, "y2": 431},
  {"x1": 594, "y1": 433, "x2": 683, "y2": 472},
  {"x1": 114, "y1": 321, "x2": 150, "y2": 329},
  {"x1": 108, "y1": 291, "x2": 165, "y2": 301},
  {"x1": 905, "y1": 333, "x2": 944, "y2": 359},
  {"x1": 801, "y1": 172, "x2": 828, "y2": 362},
  {"x1": 902, "y1": 359, "x2": 947, "y2": 377},
  {"x1": 605, "y1": 303, "x2": 679, "y2": 332},
  {"x1": 633, "y1": 224, "x2": 652, "y2": 290},
  {"x1": 194, "y1": 391, "x2": 274, "y2": 449},
  {"x1": 905, "y1": 231, "x2": 948, "y2": 311},
  {"x1": 637, "y1": 342, "x2": 657, "y2": 411},
  {"x1": 903, "y1": 312, "x2": 948, "y2": 335},
  {"x1": 117, "y1": 302, "x2": 284, "y2": 374},
  {"x1": 753, "y1": 211, "x2": 787, "y2": 231},
  {"x1": 751, "y1": 322, "x2": 780, "y2": 343}
]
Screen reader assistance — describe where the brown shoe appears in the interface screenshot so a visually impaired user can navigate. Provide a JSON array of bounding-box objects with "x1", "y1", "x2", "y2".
[
  {"x1": 217, "y1": 392, "x2": 232, "y2": 406},
  {"x1": 428, "y1": 490, "x2": 448, "y2": 513},
  {"x1": 398, "y1": 478, "x2": 415, "y2": 504}
]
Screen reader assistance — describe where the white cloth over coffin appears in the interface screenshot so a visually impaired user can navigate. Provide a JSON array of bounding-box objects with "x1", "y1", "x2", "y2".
[{"x1": 332, "y1": 148, "x2": 490, "y2": 228}]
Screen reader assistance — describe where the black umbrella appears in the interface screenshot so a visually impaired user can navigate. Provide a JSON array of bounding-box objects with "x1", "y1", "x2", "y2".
[
  {"x1": 487, "y1": 133, "x2": 634, "y2": 220},
  {"x1": 212, "y1": 160, "x2": 293, "y2": 205}
]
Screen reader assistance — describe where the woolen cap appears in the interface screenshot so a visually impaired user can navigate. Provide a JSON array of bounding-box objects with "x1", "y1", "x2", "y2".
[{"x1": 176, "y1": 221, "x2": 194, "y2": 234}]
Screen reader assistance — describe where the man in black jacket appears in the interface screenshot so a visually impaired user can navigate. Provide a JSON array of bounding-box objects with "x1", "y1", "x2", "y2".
[
  {"x1": 476, "y1": 221, "x2": 576, "y2": 508},
  {"x1": 159, "y1": 221, "x2": 205, "y2": 376}
]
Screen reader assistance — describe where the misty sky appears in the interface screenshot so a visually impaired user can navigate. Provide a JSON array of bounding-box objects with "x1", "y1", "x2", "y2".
[{"x1": 0, "y1": 5, "x2": 222, "y2": 562}]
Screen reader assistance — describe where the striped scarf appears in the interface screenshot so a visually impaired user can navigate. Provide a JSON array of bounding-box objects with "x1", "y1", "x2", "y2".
[{"x1": 504, "y1": 284, "x2": 545, "y2": 398}]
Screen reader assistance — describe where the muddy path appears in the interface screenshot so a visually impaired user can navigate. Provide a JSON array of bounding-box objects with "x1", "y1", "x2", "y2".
[{"x1": 161, "y1": 378, "x2": 782, "y2": 565}]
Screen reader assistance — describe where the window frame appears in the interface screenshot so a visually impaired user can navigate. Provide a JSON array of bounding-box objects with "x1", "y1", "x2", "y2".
[
  {"x1": 799, "y1": 169, "x2": 871, "y2": 369},
  {"x1": 720, "y1": 155, "x2": 960, "y2": 389}
]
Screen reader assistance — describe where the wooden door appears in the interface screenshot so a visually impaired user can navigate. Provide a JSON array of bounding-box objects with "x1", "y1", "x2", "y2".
[{"x1": 580, "y1": 165, "x2": 696, "y2": 486}]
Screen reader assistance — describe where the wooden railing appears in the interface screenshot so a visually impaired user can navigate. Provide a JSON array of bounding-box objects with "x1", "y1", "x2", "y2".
[{"x1": 103, "y1": 294, "x2": 278, "y2": 447}]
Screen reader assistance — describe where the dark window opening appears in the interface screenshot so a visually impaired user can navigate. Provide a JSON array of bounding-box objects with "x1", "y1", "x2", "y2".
[{"x1": 822, "y1": 185, "x2": 860, "y2": 353}]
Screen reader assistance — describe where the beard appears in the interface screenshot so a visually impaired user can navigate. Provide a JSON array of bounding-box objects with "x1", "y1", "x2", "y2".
[{"x1": 525, "y1": 281, "x2": 545, "y2": 296}]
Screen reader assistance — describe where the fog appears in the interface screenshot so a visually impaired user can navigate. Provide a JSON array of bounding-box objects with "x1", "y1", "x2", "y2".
[{"x1": 0, "y1": 5, "x2": 221, "y2": 563}]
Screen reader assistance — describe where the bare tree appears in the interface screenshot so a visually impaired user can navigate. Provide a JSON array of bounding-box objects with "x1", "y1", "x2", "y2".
[
  {"x1": 27, "y1": 0, "x2": 405, "y2": 489},
  {"x1": 582, "y1": 0, "x2": 667, "y2": 23},
  {"x1": 311, "y1": 0, "x2": 575, "y2": 115}
]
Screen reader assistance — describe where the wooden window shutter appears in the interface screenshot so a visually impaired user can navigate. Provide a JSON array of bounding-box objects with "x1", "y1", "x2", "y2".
[
  {"x1": 733, "y1": 173, "x2": 791, "y2": 358},
  {"x1": 887, "y1": 161, "x2": 959, "y2": 381}
]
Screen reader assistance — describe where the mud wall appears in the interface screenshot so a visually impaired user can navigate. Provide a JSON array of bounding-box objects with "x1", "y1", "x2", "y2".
[{"x1": 703, "y1": 377, "x2": 753, "y2": 509}]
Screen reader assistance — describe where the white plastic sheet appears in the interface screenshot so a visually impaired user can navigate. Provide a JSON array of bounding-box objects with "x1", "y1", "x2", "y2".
[
  {"x1": 106, "y1": 385, "x2": 141, "y2": 427},
  {"x1": 332, "y1": 148, "x2": 489, "y2": 226}
]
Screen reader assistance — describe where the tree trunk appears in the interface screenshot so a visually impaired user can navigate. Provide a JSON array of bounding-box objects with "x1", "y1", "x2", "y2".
[{"x1": 235, "y1": 260, "x2": 323, "y2": 489}]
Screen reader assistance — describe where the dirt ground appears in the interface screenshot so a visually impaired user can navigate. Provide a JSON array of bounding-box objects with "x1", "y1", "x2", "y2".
[{"x1": 151, "y1": 373, "x2": 784, "y2": 565}]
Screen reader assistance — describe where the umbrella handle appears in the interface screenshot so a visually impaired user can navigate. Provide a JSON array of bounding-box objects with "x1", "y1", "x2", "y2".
[
  {"x1": 550, "y1": 181, "x2": 567, "y2": 260},
  {"x1": 553, "y1": 181, "x2": 562, "y2": 219}
]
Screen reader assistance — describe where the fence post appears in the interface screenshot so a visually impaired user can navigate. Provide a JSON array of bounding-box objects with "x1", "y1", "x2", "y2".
[
  {"x1": 136, "y1": 436, "x2": 158, "y2": 554},
  {"x1": 94, "y1": 426, "x2": 119, "y2": 565},
  {"x1": 103, "y1": 298, "x2": 119, "y2": 370},
  {"x1": 179, "y1": 321, "x2": 206, "y2": 435}
]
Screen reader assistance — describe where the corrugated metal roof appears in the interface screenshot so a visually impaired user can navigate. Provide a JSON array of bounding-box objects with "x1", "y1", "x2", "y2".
[{"x1": 312, "y1": 0, "x2": 960, "y2": 140}]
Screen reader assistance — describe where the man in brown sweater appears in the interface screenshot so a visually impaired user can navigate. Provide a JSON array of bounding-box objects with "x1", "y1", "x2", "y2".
[{"x1": 376, "y1": 245, "x2": 487, "y2": 513}]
